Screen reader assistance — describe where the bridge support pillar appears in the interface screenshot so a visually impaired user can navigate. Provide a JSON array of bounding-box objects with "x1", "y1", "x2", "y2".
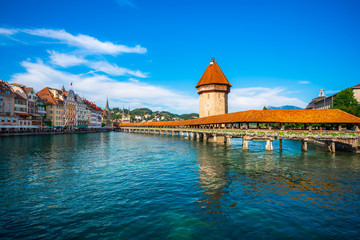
[
  {"x1": 301, "y1": 140, "x2": 308, "y2": 152},
  {"x1": 242, "y1": 138, "x2": 249, "y2": 150},
  {"x1": 203, "y1": 133, "x2": 208, "y2": 142},
  {"x1": 265, "y1": 140, "x2": 273, "y2": 151},
  {"x1": 325, "y1": 141, "x2": 336, "y2": 153},
  {"x1": 279, "y1": 139, "x2": 283, "y2": 151},
  {"x1": 225, "y1": 136, "x2": 231, "y2": 146},
  {"x1": 196, "y1": 133, "x2": 202, "y2": 141},
  {"x1": 331, "y1": 141, "x2": 336, "y2": 153}
]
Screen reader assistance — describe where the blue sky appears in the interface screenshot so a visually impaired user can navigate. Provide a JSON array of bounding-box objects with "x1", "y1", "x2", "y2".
[{"x1": 0, "y1": 0, "x2": 359, "y2": 113}]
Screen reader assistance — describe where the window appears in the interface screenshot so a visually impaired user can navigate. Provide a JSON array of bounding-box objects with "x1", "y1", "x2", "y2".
[
  {"x1": 7, "y1": 97, "x2": 10, "y2": 101},
  {"x1": 208, "y1": 94, "x2": 210, "y2": 99}
]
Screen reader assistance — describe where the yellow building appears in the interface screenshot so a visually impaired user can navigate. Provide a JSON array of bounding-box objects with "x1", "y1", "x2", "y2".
[{"x1": 37, "y1": 87, "x2": 65, "y2": 127}]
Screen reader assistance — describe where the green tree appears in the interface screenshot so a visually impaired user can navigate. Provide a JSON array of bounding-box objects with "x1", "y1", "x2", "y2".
[
  {"x1": 263, "y1": 106, "x2": 267, "y2": 110},
  {"x1": 333, "y1": 88, "x2": 360, "y2": 116}
]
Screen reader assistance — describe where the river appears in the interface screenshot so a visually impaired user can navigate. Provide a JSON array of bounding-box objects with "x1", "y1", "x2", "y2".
[{"x1": 1, "y1": 132, "x2": 360, "y2": 239}]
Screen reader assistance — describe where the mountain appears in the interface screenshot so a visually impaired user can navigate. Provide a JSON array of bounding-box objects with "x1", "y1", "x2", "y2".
[
  {"x1": 111, "y1": 107, "x2": 199, "y2": 121},
  {"x1": 130, "y1": 108, "x2": 153, "y2": 115},
  {"x1": 267, "y1": 105, "x2": 302, "y2": 110}
]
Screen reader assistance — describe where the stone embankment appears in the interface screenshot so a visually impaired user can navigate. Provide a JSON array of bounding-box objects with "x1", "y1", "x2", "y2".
[{"x1": 0, "y1": 128, "x2": 114, "y2": 137}]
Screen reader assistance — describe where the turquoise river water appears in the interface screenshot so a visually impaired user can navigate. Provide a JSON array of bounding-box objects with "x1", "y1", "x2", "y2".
[{"x1": 1, "y1": 132, "x2": 360, "y2": 239}]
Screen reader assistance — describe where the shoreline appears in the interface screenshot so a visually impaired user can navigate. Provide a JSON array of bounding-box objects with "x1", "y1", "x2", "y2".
[{"x1": 0, "y1": 128, "x2": 115, "y2": 137}]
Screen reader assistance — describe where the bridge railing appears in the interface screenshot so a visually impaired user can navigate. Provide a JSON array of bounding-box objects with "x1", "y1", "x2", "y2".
[{"x1": 121, "y1": 127, "x2": 359, "y2": 140}]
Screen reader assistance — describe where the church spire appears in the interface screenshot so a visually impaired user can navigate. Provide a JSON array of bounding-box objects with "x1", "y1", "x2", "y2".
[{"x1": 105, "y1": 97, "x2": 110, "y2": 111}]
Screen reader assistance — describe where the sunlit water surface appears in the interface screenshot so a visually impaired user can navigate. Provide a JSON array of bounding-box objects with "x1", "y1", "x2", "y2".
[{"x1": 1, "y1": 132, "x2": 360, "y2": 239}]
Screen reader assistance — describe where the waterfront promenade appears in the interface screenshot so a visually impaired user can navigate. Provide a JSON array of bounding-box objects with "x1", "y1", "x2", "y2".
[{"x1": 0, "y1": 127, "x2": 113, "y2": 137}]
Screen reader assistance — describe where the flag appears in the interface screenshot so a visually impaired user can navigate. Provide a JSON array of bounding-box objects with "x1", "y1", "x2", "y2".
[{"x1": 70, "y1": 82, "x2": 73, "y2": 86}]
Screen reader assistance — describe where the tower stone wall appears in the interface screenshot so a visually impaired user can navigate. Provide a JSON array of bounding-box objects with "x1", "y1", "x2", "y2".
[{"x1": 196, "y1": 59, "x2": 231, "y2": 118}]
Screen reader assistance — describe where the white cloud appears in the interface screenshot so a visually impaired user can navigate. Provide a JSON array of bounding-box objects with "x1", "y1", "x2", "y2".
[
  {"x1": 10, "y1": 61, "x2": 197, "y2": 112},
  {"x1": 48, "y1": 51, "x2": 147, "y2": 78},
  {"x1": 48, "y1": 50, "x2": 87, "y2": 67},
  {"x1": 325, "y1": 90, "x2": 339, "y2": 95},
  {"x1": 88, "y1": 60, "x2": 148, "y2": 78},
  {"x1": 298, "y1": 80, "x2": 310, "y2": 84},
  {"x1": 23, "y1": 28, "x2": 146, "y2": 54},
  {"x1": 229, "y1": 87, "x2": 307, "y2": 112},
  {"x1": 128, "y1": 78, "x2": 139, "y2": 83},
  {"x1": 0, "y1": 28, "x2": 18, "y2": 35},
  {"x1": 0, "y1": 27, "x2": 147, "y2": 55}
]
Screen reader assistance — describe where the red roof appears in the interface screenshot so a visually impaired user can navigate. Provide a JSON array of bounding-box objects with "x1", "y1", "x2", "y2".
[
  {"x1": 83, "y1": 99, "x2": 102, "y2": 110},
  {"x1": 196, "y1": 59, "x2": 232, "y2": 88},
  {"x1": 119, "y1": 109, "x2": 360, "y2": 127},
  {"x1": 24, "y1": 87, "x2": 33, "y2": 94},
  {"x1": 37, "y1": 87, "x2": 64, "y2": 105}
]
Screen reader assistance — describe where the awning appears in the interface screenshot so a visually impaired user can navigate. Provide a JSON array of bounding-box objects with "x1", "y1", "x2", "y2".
[{"x1": 15, "y1": 112, "x2": 30, "y2": 116}]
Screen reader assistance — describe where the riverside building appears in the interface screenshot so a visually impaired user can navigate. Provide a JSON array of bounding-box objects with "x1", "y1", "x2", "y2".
[
  {"x1": 37, "y1": 87, "x2": 65, "y2": 127},
  {"x1": 307, "y1": 84, "x2": 360, "y2": 109},
  {"x1": 0, "y1": 80, "x2": 18, "y2": 129}
]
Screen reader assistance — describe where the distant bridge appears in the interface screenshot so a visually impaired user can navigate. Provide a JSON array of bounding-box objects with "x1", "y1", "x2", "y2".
[{"x1": 118, "y1": 109, "x2": 360, "y2": 153}]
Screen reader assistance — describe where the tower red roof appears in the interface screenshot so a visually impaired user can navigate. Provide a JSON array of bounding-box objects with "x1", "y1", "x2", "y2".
[{"x1": 196, "y1": 59, "x2": 232, "y2": 88}]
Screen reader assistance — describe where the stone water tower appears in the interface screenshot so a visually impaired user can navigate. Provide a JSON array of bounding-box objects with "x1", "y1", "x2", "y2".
[{"x1": 196, "y1": 58, "x2": 232, "y2": 118}]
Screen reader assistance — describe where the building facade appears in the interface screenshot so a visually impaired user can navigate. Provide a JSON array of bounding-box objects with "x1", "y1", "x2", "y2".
[
  {"x1": 196, "y1": 59, "x2": 232, "y2": 118},
  {"x1": 307, "y1": 84, "x2": 360, "y2": 109},
  {"x1": 24, "y1": 87, "x2": 42, "y2": 127},
  {"x1": 37, "y1": 87, "x2": 65, "y2": 127},
  {"x1": 14, "y1": 92, "x2": 31, "y2": 127},
  {"x1": 75, "y1": 94, "x2": 88, "y2": 127},
  {"x1": 83, "y1": 100, "x2": 102, "y2": 128},
  {"x1": 0, "y1": 80, "x2": 17, "y2": 128},
  {"x1": 63, "y1": 89, "x2": 77, "y2": 128}
]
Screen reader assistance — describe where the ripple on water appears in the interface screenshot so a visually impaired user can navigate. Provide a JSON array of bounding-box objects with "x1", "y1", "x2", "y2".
[{"x1": 1, "y1": 133, "x2": 360, "y2": 239}]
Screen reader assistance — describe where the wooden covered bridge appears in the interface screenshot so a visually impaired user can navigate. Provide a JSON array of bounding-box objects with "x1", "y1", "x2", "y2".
[{"x1": 118, "y1": 109, "x2": 360, "y2": 153}]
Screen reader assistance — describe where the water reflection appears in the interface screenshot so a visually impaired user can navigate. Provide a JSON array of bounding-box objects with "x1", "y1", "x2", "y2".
[
  {"x1": 196, "y1": 143, "x2": 232, "y2": 220},
  {"x1": 195, "y1": 138, "x2": 360, "y2": 222}
]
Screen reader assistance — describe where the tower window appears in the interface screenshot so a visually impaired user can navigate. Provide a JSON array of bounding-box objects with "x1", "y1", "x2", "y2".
[{"x1": 208, "y1": 94, "x2": 210, "y2": 99}]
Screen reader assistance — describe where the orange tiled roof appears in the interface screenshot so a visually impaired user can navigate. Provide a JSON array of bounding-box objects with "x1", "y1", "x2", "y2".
[
  {"x1": 195, "y1": 59, "x2": 232, "y2": 88},
  {"x1": 24, "y1": 87, "x2": 32, "y2": 94},
  {"x1": 119, "y1": 109, "x2": 360, "y2": 127},
  {"x1": 83, "y1": 99, "x2": 102, "y2": 111},
  {"x1": 37, "y1": 87, "x2": 64, "y2": 105}
]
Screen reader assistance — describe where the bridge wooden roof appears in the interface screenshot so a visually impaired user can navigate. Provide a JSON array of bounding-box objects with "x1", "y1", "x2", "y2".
[
  {"x1": 195, "y1": 59, "x2": 232, "y2": 88},
  {"x1": 119, "y1": 109, "x2": 360, "y2": 127}
]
